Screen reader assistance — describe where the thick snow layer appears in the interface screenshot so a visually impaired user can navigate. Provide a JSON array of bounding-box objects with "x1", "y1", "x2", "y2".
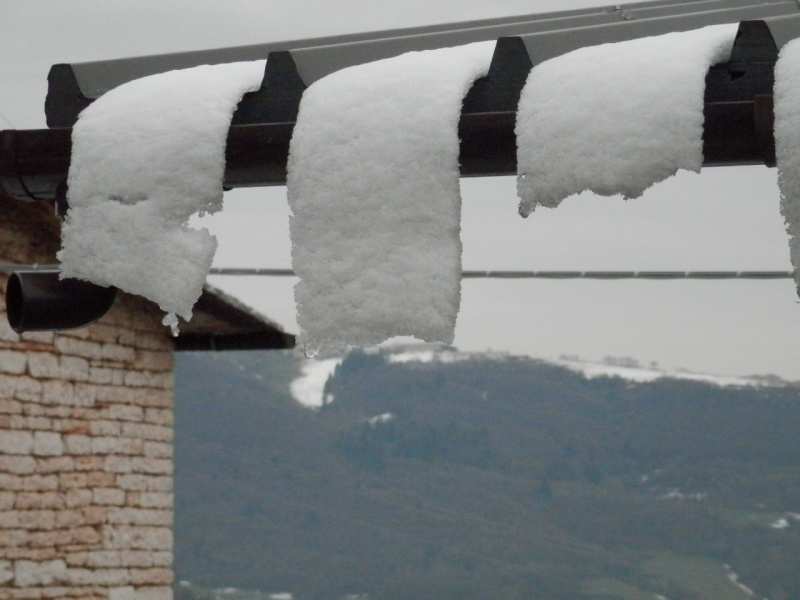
[
  {"x1": 287, "y1": 41, "x2": 495, "y2": 355},
  {"x1": 289, "y1": 357, "x2": 342, "y2": 409},
  {"x1": 516, "y1": 24, "x2": 737, "y2": 217},
  {"x1": 775, "y1": 38, "x2": 800, "y2": 297},
  {"x1": 59, "y1": 60, "x2": 266, "y2": 330}
]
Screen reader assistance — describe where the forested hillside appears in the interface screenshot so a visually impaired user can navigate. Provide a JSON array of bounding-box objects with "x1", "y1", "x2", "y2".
[{"x1": 173, "y1": 348, "x2": 800, "y2": 600}]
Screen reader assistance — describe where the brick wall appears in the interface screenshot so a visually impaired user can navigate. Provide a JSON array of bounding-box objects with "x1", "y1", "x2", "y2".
[{"x1": 0, "y1": 195, "x2": 176, "y2": 600}]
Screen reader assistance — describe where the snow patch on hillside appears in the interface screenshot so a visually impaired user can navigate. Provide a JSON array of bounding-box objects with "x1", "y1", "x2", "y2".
[
  {"x1": 289, "y1": 357, "x2": 342, "y2": 409},
  {"x1": 554, "y1": 359, "x2": 775, "y2": 388}
]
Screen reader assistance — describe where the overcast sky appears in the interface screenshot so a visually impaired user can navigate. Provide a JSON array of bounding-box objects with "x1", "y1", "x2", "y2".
[{"x1": 2, "y1": 0, "x2": 800, "y2": 379}]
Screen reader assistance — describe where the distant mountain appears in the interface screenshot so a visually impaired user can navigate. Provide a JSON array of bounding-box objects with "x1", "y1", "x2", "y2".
[{"x1": 173, "y1": 346, "x2": 800, "y2": 600}]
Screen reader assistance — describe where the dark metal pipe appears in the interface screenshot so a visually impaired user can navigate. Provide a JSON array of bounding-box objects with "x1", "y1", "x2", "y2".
[{"x1": 6, "y1": 270, "x2": 117, "y2": 332}]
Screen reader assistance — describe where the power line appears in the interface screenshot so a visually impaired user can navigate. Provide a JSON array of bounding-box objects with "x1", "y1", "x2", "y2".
[
  {"x1": 0, "y1": 264, "x2": 792, "y2": 280},
  {"x1": 207, "y1": 268, "x2": 795, "y2": 280}
]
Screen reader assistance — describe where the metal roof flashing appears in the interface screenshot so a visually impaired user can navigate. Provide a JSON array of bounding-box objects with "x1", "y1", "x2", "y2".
[{"x1": 50, "y1": 0, "x2": 800, "y2": 114}]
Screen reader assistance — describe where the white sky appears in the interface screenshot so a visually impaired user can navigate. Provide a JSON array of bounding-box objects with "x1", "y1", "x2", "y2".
[{"x1": 2, "y1": 0, "x2": 800, "y2": 379}]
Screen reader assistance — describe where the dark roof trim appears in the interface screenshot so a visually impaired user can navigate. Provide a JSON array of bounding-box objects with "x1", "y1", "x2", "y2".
[{"x1": 3, "y1": 20, "x2": 781, "y2": 202}]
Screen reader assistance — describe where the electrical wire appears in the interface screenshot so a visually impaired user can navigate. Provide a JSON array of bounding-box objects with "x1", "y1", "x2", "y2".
[
  {"x1": 0, "y1": 264, "x2": 792, "y2": 280},
  {"x1": 208, "y1": 268, "x2": 794, "y2": 280}
]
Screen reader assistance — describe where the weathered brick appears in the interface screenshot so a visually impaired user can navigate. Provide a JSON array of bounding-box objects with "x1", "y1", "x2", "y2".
[
  {"x1": 134, "y1": 390, "x2": 172, "y2": 409},
  {"x1": 32, "y1": 432, "x2": 63, "y2": 456},
  {"x1": 90, "y1": 420, "x2": 122, "y2": 436},
  {"x1": 72, "y1": 384, "x2": 97, "y2": 407},
  {"x1": 3, "y1": 546, "x2": 59, "y2": 561},
  {"x1": 93, "y1": 488, "x2": 125, "y2": 506},
  {"x1": 0, "y1": 530, "x2": 27, "y2": 548},
  {"x1": 116, "y1": 328, "x2": 137, "y2": 346},
  {"x1": 132, "y1": 586, "x2": 172, "y2": 600},
  {"x1": 0, "y1": 350, "x2": 27, "y2": 375},
  {"x1": 60, "y1": 356, "x2": 90, "y2": 381},
  {"x1": 85, "y1": 471, "x2": 115, "y2": 487},
  {"x1": 58, "y1": 473, "x2": 87, "y2": 489},
  {"x1": 80, "y1": 506, "x2": 108, "y2": 526},
  {"x1": 66, "y1": 525, "x2": 101, "y2": 545},
  {"x1": 135, "y1": 332, "x2": 173, "y2": 351},
  {"x1": 0, "y1": 398, "x2": 22, "y2": 415},
  {"x1": 0, "y1": 375, "x2": 17, "y2": 399},
  {"x1": 117, "y1": 551, "x2": 153, "y2": 568},
  {"x1": 57, "y1": 326, "x2": 91, "y2": 340},
  {"x1": 9, "y1": 416, "x2": 52, "y2": 431},
  {"x1": 131, "y1": 458, "x2": 172, "y2": 476},
  {"x1": 19, "y1": 331, "x2": 54, "y2": 345},
  {"x1": 62, "y1": 435, "x2": 91, "y2": 455},
  {"x1": 101, "y1": 526, "x2": 172, "y2": 550},
  {"x1": 105, "y1": 404, "x2": 144, "y2": 421},
  {"x1": 40, "y1": 381, "x2": 74, "y2": 406},
  {"x1": 53, "y1": 509, "x2": 84, "y2": 529},
  {"x1": 132, "y1": 351, "x2": 173, "y2": 373},
  {"x1": 36, "y1": 456, "x2": 74, "y2": 474},
  {"x1": 14, "y1": 492, "x2": 65, "y2": 510},
  {"x1": 0, "y1": 456, "x2": 36, "y2": 475},
  {"x1": 100, "y1": 343, "x2": 136, "y2": 363},
  {"x1": 124, "y1": 371, "x2": 174, "y2": 389},
  {"x1": 143, "y1": 409, "x2": 173, "y2": 427},
  {"x1": 28, "y1": 528, "x2": 73, "y2": 547},
  {"x1": 21, "y1": 474, "x2": 58, "y2": 491},
  {"x1": 0, "y1": 492, "x2": 15, "y2": 509},
  {"x1": 41, "y1": 405, "x2": 74, "y2": 418},
  {"x1": 13, "y1": 559, "x2": 67, "y2": 587},
  {"x1": 65, "y1": 552, "x2": 87, "y2": 567},
  {"x1": 0, "y1": 560, "x2": 12, "y2": 584},
  {"x1": 14, "y1": 377, "x2": 42, "y2": 402},
  {"x1": 108, "y1": 586, "x2": 135, "y2": 600},
  {"x1": 120, "y1": 423, "x2": 172, "y2": 443},
  {"x1": 133, "y1": 493, "x2": 172, "y2": 510},
  {"x1": 106, "y1": 404, "x2": 144, "y2": 423},
  {"x1": 142, "y1": 442, "x2": 172, "y2": 459},
  {"x1": 17, "y1": 510, "x2": 56, "y2": 530},
  {"x1": 73, "y1": 456, "x2": 104, "y2": 471},
  {"x1": 92, "y1": 437, "x2": 142, "y2": 456},
  {"x1": 88, "y1": 367, "x2": 125, "y2": 386},
  {"x1": 54, "y1": 337, "x2": 103, "y2": 360},
  {"x1": 130, "y1": 568, "x2": 172, "y2": 586},
  {"x1": 0, "y1": 318, "x2": 21, "y2": 343},
  {"x1": 149, "y1": 552, "x2": 171, "y2": 568},
  {"x1": 67, "y1": 567, "x2": 130, "y2": 586},
  {"x1": 54, "y1": 419, "x2": 91, "y2": 435},
  {"x1": 63, "y1": 489, "x2": 92, "y2": 508},
  {"x1": 107, "y1": 508, "x2": 171, "y2": 526},
  {"x1": 115, "y1": 475, "x2": 149, "y2": 491},
  {"x1": 0, "y1": 430, "x2": 33, "y2": 454},
  {"x1": 26, "y1": 353, "x2": 59, "y2": 379},
  {"x1": 104, "y1": 456, "x2": 133, "y2": 474},
  {"x1": 0, "y1": 473, "x2": 22, "y2": 490},
  {"x1": 86, "y1": 550, "x2": 121, "y2": 568},
  {"x1": 85, "y1": 323, "x2": 120, "y2": 344}
]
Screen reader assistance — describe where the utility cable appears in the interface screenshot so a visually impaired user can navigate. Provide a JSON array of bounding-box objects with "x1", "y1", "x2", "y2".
[{"x1": 0, "y1": 264, "x2": 792, "y2": 280}]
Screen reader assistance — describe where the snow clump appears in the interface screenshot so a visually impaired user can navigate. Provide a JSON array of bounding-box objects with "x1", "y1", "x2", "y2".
[
  {"x1": 515, "y1": 24, "x2": 738, "y2": 217},
  {"x1": 287, "y1": 41, "x2": 495, "y2": 356},
  {"x1": 775, "y1": 37, "x2": 800, "y2": 298},
  {"x1": 58, "y1": 60, "x2": 266, "y2": 333}
]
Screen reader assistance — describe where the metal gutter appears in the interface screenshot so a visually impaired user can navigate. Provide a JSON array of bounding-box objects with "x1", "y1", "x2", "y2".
[{"x1": 1, "y1": 20, "x2": 782, "y2": 202}]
